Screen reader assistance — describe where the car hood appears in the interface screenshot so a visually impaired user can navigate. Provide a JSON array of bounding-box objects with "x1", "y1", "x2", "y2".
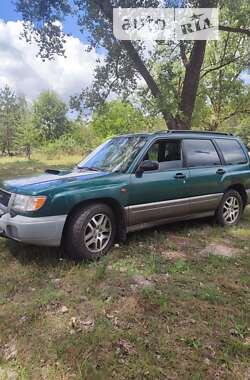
[{"x1": 0, "y1": 169, "x2": 109, "y2": 193}]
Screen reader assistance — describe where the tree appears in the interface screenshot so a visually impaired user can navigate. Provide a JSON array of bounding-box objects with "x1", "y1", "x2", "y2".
[
  {"x1": 15, "y1": 115, "x2": 38, "y2": 159},
  {"x1": 33, "y1": 90, "x2": 69, "y2": 142},
  {"x1": 0, "y1": 85, "x2": 20, "y2": 155},
  {"x1": 91, "y1": 100, "x2": 153, "y2": 138},
  {"x1": 191, "y1": 28, "x2": 250, "y2": 130},
  {"x1": 15, "y1": 0, "x2": 250, "y2": 129}
]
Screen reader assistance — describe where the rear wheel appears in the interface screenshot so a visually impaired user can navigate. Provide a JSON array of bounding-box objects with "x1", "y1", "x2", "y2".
[
  {"x1": 216, "y1": 190, "x2": 243, "y2": 226},
  {"x1": 65, "y1": 203, "x2": 116, "y2": 260}
]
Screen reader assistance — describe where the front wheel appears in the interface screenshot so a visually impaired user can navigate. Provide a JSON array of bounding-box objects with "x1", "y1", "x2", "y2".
[
  {"x1": 65, "y1": 203, "x2": 116, "y2": 260},
  {"x1": 216, "y1": 190, "x2": 243, "y2": 226}
]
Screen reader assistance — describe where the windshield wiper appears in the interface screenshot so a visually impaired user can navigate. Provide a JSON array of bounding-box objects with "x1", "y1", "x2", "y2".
[{"x1": 77, "y1": 166, "x2": 106, "y2": 172}]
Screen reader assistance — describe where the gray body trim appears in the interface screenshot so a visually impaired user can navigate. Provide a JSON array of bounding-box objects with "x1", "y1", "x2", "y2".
[
  {"x1": 0, "y1": 213, "x2": 67, "y2": 246},
  {"x1": 126, "y1": 193, "x2": 223, "y2": 228},
  {"x1": 127, "y1": 211, "x2": 215, "y2": 233}
]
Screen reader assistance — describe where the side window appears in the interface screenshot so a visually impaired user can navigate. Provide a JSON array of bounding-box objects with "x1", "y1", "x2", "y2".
[
  {"x1": 143, "y1": 140, "x2": 182, "y2": 171},
  {"x1": 146, "y1": 143, "x2": 159, "y2": 161},
  {"x1": 184, "y1": 139, "x2": 221, "y2": 167},
  {"x1": 215, "y1": 139, "x2": 247, "y2": 165}
]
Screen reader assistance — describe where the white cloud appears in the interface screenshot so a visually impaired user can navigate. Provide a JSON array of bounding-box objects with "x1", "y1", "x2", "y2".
[{"x1": 0, "y1": 20, "x2": 102, "y2": 102}]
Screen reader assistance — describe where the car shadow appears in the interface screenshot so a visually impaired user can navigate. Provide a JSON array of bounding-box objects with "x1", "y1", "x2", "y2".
[
  {"x1": 126, "y1": 216, "x2": 215, "y2": 243},
  {"x1": 4, "y1": 239, "x2": 69, "y2": 267},
  {"x1": 3, "y1": 216, "x2": 215, "y2": 266}
]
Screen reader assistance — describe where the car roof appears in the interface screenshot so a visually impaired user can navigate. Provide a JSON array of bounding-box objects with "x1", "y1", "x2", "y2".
[{"x1": 116, "y1": 131, "x2": 237, "y2": 140}]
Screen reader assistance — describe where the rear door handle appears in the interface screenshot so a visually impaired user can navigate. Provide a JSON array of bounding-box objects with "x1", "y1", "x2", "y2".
[
  {"x1": 174, "y1": 172, "x2": 186, "y2": 179},
  {"x1": 216, "y1": 168, "x2": 226, "y2": 175}
]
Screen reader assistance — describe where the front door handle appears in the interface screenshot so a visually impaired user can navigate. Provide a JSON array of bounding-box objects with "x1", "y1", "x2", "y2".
[
  {"x1": 216, "y1": 168, "x2": 226, "y2": 175},
  {"x1": 174, "y1": 172, "x2": 186, "y2": 179}
]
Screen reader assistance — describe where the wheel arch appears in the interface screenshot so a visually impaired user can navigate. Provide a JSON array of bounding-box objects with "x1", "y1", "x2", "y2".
[
  {"x1": 61, "y1": 198, "x2": 127, "y2": 245},
  {"x1": 225, "y1": 184, "x2": 247, "y2": 207}
]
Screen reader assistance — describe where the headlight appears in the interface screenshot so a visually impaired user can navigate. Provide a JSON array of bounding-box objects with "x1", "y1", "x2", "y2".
[{"x1": 12, "y1": 194, "x2": 47, "y2": 212}]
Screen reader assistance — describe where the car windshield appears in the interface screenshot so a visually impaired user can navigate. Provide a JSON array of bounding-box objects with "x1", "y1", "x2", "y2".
[{"x1": 77, "y1": 135, "x2": 148, "y2": 173}]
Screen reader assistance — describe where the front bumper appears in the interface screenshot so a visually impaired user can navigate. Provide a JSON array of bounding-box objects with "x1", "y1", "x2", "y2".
[{"x1": 0, "y1": 213, "x2": 67, "y2": 247}]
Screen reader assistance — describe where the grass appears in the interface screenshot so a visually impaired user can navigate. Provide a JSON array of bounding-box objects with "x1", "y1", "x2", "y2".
[{"x1": 0, "y1": 156, "x2": 250, "y2": 379}]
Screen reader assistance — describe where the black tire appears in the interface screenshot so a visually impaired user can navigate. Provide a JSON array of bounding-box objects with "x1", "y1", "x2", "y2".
[
  {"x1": 216, "y1": 190, "x2": 243, "y2": 226},
  {"x1": 64, "y1": 203, "x2": 116, "y2": 260}
]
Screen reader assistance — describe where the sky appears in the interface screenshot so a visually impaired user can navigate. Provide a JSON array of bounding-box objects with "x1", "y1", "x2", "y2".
[{"x1": 0, "y1": 0, "x2": 102, "y2": 103}]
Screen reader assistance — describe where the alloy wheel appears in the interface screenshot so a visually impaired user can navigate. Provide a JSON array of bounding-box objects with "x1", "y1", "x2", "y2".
[
  {"x1": 84, "y1": 213, "x2": 112, "y2": 253},
  {"x1": 222, "y1": 196, "x2": 240, "y2": 224}
]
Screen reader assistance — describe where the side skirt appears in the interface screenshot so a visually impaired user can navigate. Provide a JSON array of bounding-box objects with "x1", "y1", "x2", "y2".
[{"x1": 126, "y1": 211, "x2": 215, "y2": 233}]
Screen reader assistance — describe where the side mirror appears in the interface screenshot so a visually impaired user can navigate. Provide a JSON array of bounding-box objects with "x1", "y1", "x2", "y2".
[{"x1": 136, "y1": 160, "x2": 159, "y2": 176}]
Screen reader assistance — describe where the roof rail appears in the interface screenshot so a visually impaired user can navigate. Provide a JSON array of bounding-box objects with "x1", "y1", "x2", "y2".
[{"x1": 166, "y1": 130, "x2": 234, "y2": 136}]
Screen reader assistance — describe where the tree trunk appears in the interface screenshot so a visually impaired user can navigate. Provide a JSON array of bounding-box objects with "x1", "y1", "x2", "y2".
[
  {"x1": 96, "y1": 0, "x2": 172, "y2": 127},
  {"x1": 96, "y1": 0, "x2": 208, "y2": 131},
  {"x1": 25, "y1": 145, "x2": 31, "y2": 160},
  {"x1": 121, "y1": 40, "x2": 171, "y2": 127},
  {"x1": 179, "y1": 41, "x2": 207, "y2": 129}
]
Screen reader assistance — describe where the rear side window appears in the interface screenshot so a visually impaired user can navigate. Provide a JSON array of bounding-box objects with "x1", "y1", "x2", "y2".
[
  {"x1": 215, "y1": 139, "x2": 247, "y2": 165},
  {"x1": 184, "y1": 139, "x2": 221, "y2": 167}
]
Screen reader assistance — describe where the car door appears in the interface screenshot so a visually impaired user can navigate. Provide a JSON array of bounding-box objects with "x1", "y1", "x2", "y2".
[
  {"x1": 127, "y1": 139, "x2": 191, "y2": 226},
  {"x1": 182, "y1": 138, "x2": 225, "y2": 214}
]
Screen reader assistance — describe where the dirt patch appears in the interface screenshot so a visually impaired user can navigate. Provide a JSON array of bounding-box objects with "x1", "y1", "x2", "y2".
[
  {"x1": 244, "y1": 336, "x2": 250, "y2": 345},
  {"x1": 131, "y1": 274, "x2": 154, "y2": 290},
  {"x1": 201, "y1": 243, "x2": 239, "y2": 257},
  {"x1": 169, "y1": 235, "x2": 202, "y2": 251},
  {"x1": 217, "y1": 277, "x2": 242, "y2": 292},
  {"x1": 161, "y1": 250, "x2": 187, "y2": 260},
  {"x1": 0, "y1": 367, "x2": 17, "y2": 380},
  {"x1": 113, "y1": 296, "x2": 140, "y2": 316},
  {"x1": 2, "y1": 338, "x2": 17, "y2": 361}
]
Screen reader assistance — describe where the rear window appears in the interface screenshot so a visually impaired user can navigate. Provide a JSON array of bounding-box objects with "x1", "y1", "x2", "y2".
[
  {"x1": 183, "y1": 139, "x2": 221, "y2": 167},
  {"x1": 215, "y1": 139, "x2": 247, "y2": 165}
]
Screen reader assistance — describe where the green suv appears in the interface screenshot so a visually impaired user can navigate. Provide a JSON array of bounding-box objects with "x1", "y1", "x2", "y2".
[{"x1": 0, "y1": 131, "x2": 250, "y2": 260}]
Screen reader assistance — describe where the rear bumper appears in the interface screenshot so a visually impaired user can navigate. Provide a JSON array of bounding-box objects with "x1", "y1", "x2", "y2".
[{"x1": 0, "y1": 213, "x2": 67, "y2": 247}]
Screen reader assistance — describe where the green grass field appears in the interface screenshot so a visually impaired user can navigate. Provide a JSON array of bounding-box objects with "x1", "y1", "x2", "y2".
[{"x1": 0, "y1": 156, "x2": 249, "y2": 380}]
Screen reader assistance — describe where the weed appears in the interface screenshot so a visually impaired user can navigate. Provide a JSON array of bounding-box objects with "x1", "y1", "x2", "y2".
[
  {"x1": 230, "y1": 321, "x2": 249, "y2": 339},
  {"x1": 140, "y1": 287, "x2": 169, "y2": 312},
  {"x1": 184, "y1": 337, "x2": 203, "y2": 350},
  {"x1": 221, "y1": 337, "x2": 250, "y2": 360},
  {"x1": 195, "y1": 286, "x2": 225, "y2": 304},
  {"x1": 168, "y1": 259, "x2": 190, "y2": 273}
]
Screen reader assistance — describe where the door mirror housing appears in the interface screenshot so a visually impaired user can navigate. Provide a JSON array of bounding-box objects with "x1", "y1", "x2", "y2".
[{"x1": 136, "y1": 160, "x2": 159, "y2": 176}]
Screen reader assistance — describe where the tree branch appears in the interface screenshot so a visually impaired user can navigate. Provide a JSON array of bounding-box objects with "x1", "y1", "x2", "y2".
[
  {"x1": 223, "y1": 109, "x2": 250, "y2": 122},
  {"x1": 200, "y1": 57, "x2": 240, "y2": 79},
  {"x1": 219, "y1": 25, "x2": 250, "y2": 37},
  {"x1": 95, "y1": 0, "x2": 172, "y2": 125}
]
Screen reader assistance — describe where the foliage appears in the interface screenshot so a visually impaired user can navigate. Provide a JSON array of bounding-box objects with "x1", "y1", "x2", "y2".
[
  {"x1": 39, "y1": 120, "x2": 102, "y2": 159},
  {"x1": 0, "y1": 85, "x2": 20, "y2": 155},
  {"x1": 13, "y1": 0, "x2": 250, "y2": 129},
  {"x1": 223, "y1": 113, "x2": 250, "y2": 145},
  {"x1": 14, "y1": 115, "x2": 38, "y2": 159},
  {"x1": 0, "y1": 81, "x2": 248, "y2": 160},
  {"x1": 191, "y1": 29, "x2": 250, "y2": 131},
  {"x1": 91, "y1": 100, "x2": 155, "y2": 138},
  {"x1": 33, "y1": 90, "x2": 69, "y2": 142}
]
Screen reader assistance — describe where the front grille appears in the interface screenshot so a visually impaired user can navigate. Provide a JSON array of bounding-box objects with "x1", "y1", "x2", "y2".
[{"x1": 0, "y1": 189, "x2": 11, "y2": 207}]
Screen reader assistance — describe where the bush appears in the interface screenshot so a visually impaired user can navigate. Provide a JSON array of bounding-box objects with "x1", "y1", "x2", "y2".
[{"x1": 39, "y1": 125, "x2": 103, "y2": 159}]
